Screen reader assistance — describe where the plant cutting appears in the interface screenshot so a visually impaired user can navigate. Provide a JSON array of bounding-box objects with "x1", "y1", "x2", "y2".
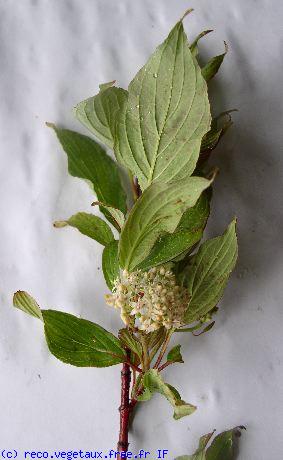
[{"x1": 13, "y1": 9, "x2": 242, "y2": 459}]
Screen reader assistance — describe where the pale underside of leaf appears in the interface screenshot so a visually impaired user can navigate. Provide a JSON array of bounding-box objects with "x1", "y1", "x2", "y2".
[
  {"x1": 92, "y1": 201, "x2": 125, "y2": 231},
  {"x1": 75, "y1": 86, "x2": 128, "y2": 149},
  {"x1": 54, "y1": 212, "x2": 114, "y2": 246},
  {"x1": 13, "y1": 291, "x2": 42, "y2": 320},
  {"x1": 115, "y1": 20, "x2": 211, "y2": 190},
  {"x1": 119, "y1": 176, "x2": 212, "y2": 271},
  {"x1": 137, "y1": 190, "x2": 210, "y2": 270},
  {"x1": 138, "y1": 369, "x2": 196, "y2": 420}
]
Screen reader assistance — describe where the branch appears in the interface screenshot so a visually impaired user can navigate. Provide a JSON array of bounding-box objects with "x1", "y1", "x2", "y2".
[
  {"x1": 158, "y1": 361, "x2": 173, "y2": 372},
  {"x1": 117, "y1": 357, "x2": 131, "y2": 457},
  {"x1": 126, "y1": 360, "x2": 143, "y2": 373}
]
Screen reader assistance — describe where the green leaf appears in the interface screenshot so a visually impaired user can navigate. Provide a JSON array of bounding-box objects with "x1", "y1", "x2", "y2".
[
  {"x1": 201, "y1": 127, "x2": 222, "y2": 152},
  {"x1": 202, "y1": 42, "x2": 228, "y2": 82},
  {"x1": 176, "y1": 427, "x2": 244, "y2": 460},
  {"x1": 118, "y1": 328, "x2": 143, "y2": 362},
  {"x1": 206, "y1": 429, "x2": 235, "y2": 460},
  {"x1": 190, "y1": 29, "x2": 213, "y2": 57},
  {"x1": 47, "y1": 125, "x2": 127, "y2": 227},
  {"x1": 99, "y1": 80, "x2": 116, "y2": 91},
  {"x1": 137, "y1": 387, "x2": 152, "y2": 401},
  {"x1": 115, "y1": 20, "x2": 211, "y2": 191},
  {"x1": 176, "y1": 432, "x2": 214, "y2": 460},
  {"x1": 184, "y1": 220, "x2": 238, "y2": 324},
  {"x1": 137, "y1": 229, "x2": 202, "y2": 271},
  {"x1": 13, "y1": 291, "x2": 42, "y2": 320},
  {"x1": 92, "y1": 201, "x2": 125, "y2": 231},
  {"x1": 167, "y1": 344, "x2": 184, "y2": 363},
  {"x1": 75, "y1": 86, "x2": 128, "y2": 149},
  {"x1": 119, "y1": 177, "x2": 212, "y2": 271},
  {"x1": 54, "y1": 212, "x2": 114, "y2": 246},
  {"x1": 201, "y1": 110, "x2": 235, "y2": 153},
  {"x1": 42, "y1": 310, "x2": 126, "y2": 367},
  {"x1": 137, "y1": 191, "x2": 211, "y2": 270},
  {"x1": 102, "y1": 240, "x2": 119, "y2": 290},
  {"x1": 138, "y1": 369, "x2": 196, "y2": 420}
]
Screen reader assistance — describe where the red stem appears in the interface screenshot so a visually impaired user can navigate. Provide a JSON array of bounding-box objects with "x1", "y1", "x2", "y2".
[
  {"x1": 117, "y1": 361, "x2": 132, "y2": 457},
  {"x1": 126, "y1": 361, "x2": 142, "y2": 373},
  {"x1": 158, "y1": 361, "x2": 172, "y2": 372}
]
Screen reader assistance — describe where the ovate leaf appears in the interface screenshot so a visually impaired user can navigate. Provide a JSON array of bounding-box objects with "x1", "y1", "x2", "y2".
[
  {"x1": 138, "y1": 369, "x2": 196, "y2": 420},
  {"x1": 102, "y1": 240, "x2": 119, "y2": 290},
  {"x1": 202, "y1": 42, "x2": 228, "y2": 82},
  {"x1": 137, "y1": 191, "x2": 211, "y2": 270},
  {"x1": 42, "y1": 310, "x2": 126, "y2": 367},
  {"x1": 119, "y1": 177, "x2": 212, "y2": 271},
  {"x1": 167, "y1": 344, "x2": 184, "y2": 363},
  {"x1": 48, "y1": 125, "x2": 127, "y2": 227},
  {"x1": 184, "y1": 220, "x2": 238, "y2": 324},
  {"x1": 176, "y1": 427, "x2": 244, "y2": 460},
  {"x1": 206, "y1": 428, "x2": 235, "y2": 459},
  {"x1": 75, "y1": 86, "x2": 128, "y2": 149},
  {"x1": 54, "y1": 212, "x2": 114, "y2": 246},
  {"x1": 115, "y1": 20, "x2": 211, "y2": 191},
  {"x1": 13, "y1": 291, "x2": 42, "y2": 320}
]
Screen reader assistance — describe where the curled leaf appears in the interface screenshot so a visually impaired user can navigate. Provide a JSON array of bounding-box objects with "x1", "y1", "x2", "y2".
[
  {"x1": 167, "y1": 344, "x2": 184, "y2": 363},
  {"x1": 138, "y1": 369, "x2": 196, "y2": 420},
  {"x1": 13, "y1": 291, "x2": 42, "y2": 320},
  {"x1": 202, "y1": 42, "x2": 228, "y2": 82}
]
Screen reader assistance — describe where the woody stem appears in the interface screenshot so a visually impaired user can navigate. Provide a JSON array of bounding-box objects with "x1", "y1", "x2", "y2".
[{"x1": 117, "y1": 355, "x2": 132, "y2": 457}]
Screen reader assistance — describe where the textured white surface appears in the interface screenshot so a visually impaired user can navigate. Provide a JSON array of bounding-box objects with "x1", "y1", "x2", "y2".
[{"x1": 1, "y1": 0, "x2": 283, "y2": 458}]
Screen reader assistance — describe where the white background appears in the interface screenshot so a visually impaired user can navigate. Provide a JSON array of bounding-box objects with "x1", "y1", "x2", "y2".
[{"x1": 1, "y1": 0, "x2": 283, "y2": 458}]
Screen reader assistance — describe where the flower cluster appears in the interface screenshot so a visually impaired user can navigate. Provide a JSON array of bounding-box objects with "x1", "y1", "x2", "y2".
[{"x1": 105, "y1": 266, "x2": 189, "y2": 333}]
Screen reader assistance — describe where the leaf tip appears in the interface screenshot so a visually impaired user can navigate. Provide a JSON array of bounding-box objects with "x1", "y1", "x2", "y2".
[
  {"x1": 45, "y1": 121, "x2": 56, "y2": 130},
  {"x1": 13, "y1": 290, "x2": 43, "y2": 320},
  {"x1": 180, "y1": 8, "x2": 194, "y2": 22},
  {"x1": 207, "y1": 166, "x2": 220, "y2": 182},
  {"x1": 99, "y1": 80, "x2": 116, "y2": 91},
  {"x1": 224, "y1": 40, "x2": 229, "y2": 53},
  {"x1": 53, "y1": 220, "x2": 68, "y2": 228},
  {"x1": 231, "y1": 216, "x2": 238, "y2": 227},
  {"x1": 13, "y1": 290, "x2": 23, "y2": 307}
]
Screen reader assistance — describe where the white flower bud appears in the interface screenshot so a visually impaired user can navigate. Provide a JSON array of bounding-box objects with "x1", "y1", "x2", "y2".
[{"x1": 105, "y1": 265, "x2": 188, "y2": 333}]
